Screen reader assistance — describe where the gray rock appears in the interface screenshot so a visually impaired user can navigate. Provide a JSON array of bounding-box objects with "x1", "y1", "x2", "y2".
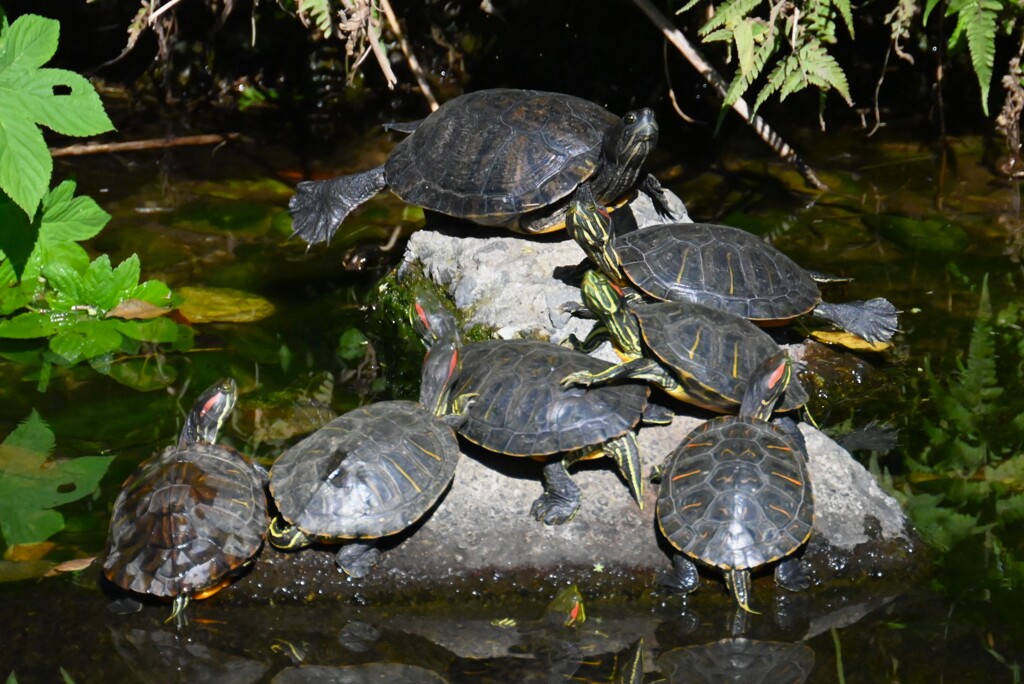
[{"x1": 237, "y1": 190, "x2": 920, "y2": 604}]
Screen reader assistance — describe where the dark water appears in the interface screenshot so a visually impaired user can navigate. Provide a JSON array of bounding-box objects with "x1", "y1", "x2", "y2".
[{"x1": 2, "y1": 123, "x2": 1024, "y2": 682}]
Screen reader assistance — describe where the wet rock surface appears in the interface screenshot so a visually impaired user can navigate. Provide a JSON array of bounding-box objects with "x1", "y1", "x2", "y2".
[{"x1": 227, "y1": 192, "x2": 925, "y2": 605}]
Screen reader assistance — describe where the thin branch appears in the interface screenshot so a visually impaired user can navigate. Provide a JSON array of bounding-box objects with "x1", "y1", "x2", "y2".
[
  {"x1": 629, "y1": 0, "x2": 828, "y2": 190},
  {"x1": 366, "y1": 4, "x2": 398, "y2": 89},
  {"x1": 378, "y1": 0, "x2": 439, "y2": 111},
  {"x1": 50, "y1": 133, "x2": 240, "y2": 157}
]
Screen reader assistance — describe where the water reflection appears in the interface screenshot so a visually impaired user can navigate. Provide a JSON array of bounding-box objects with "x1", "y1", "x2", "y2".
[
  {"x1": 110, "y1": 623, "x2": 269, "y2": 684},
  {"x1": 658, "y1": 638, "x2": 815, "y2": 684}
]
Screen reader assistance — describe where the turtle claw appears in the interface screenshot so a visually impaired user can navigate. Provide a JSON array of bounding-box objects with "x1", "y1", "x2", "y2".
[
  {"x1": 560, "y1": 371, "x2": 591, "y2": 388},
  {"x1": 774, "y1": 557, "x2": 812, "y2": 592},
  {"x1": 336, "y1": 542, "x2": 381, "y2": 578},
  {"x1": 659, "y1": 555, "x2": 700, "y2": 594},
  {"x1": 530, "y1": 493, "x2": 579, "y2": 525}
]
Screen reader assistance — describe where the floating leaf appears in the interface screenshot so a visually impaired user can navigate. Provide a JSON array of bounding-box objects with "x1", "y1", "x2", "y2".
[
  {"x1": 45, "y1": 556, "x2": 96, "y2": 576},
  {"x1": 105, "y1": 298, "x2": 170, "y2": 320},
  {"x1": 810, "y1": 330, "x2": 893, "y2": 352},
  {"x1": 0, "y1": 410, "x2": 113, "y2": 547},
  {"x1": 176, "y1": 285, "x2": 275, "y2": 323},
  {"x1": 3, "y1": 540, "x2": 54, "y2": 561},
  {"x1": 107, "y1": 357, "x2": 178, "y2": 391}
]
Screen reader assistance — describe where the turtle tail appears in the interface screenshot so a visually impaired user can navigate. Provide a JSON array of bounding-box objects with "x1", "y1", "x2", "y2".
[{"x1": 726, "y1": 568, "x2": 761, "y2": 615}]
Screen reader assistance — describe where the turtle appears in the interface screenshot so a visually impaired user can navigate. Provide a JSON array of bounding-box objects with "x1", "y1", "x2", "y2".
[
  {"x1": 561, "y1": 269, "x2": 807, "y2": 413},
  {"x1": 267, "y1": 329, "x2": 466, "y2": 578},
  {"x1": 655, "y1": 352, "x2": 814, "y2": 613},
  {"x1": 413, "y1": 300, "x2": 665, "y2": 524},
  {"x1": 102, "y1": 378, "x2": 269, "y2": 623},
  {"x1": 289, "y1": 88, "x2": 670, "y2": 246},
  {"x1": 657, "y1": 638, "x2": 816, "y2": 684},
  {"x1": 565, "y1": 184, "x2": 900, "y2": 345}
]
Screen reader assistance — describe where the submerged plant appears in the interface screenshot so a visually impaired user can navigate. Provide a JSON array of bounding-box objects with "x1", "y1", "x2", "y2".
[{"x1": 878, "y1": 275, "x2": 1024, "y2": 582}]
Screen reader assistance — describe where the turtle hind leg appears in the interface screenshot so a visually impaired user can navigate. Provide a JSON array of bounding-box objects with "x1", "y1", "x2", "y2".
[
  {"x1": 774, "y1": 557, "x2": 812, "y2": 592},
  {"x1": 336, "y1": 541, "x2": 382, "y2": 578},
  {"x1": 659, "y1": 555, "x2": 700, "y2": 594},
  {"x1": 531, "y1": 458, "x2": 582, "y2": 525},
  {"x1": 288, "y1": 167, "x2": 387, "y2": 247},
  {"x1": 813, "y1": 297, "x2": 900, "y2": 344}
]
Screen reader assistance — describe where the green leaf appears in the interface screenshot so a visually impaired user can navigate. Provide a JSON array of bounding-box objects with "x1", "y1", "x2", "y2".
[
  {"x1": 132, "y1": 279, "x2": 173, "y2": 306},
  {"x1": 42, "y1": 259, "x2": 85, "y2": 305},
  {"x1": 109, "y1": 254, "x2": 142, "y2": 304},
  {"x1": 82, "y1": 254, "x2": 119, "y2": 311},
  {"x1": 0, "y1": 98, "x2": 51, "y2": 218},
  {"x1": 108, "y1": 358, "x2": 178, "y2": 391},
  {"x1": 700, "y1": 0, "x2": 760, "y2": 36},
  {"x1": 734, "y1": 19, "x2": 756, "y2": 76},
  {"x1": 950, "y1": 0, "x2": 998, "y2": 115},
  {"x1": 110, "y1": 317, "x2": 188, "y2": 344},
  {"x1": 0, "y1": 311, "x2": 57, "y2": 339},
  {"x1": 48, "y1": 320, "x2": 123, "y2": 363},
  {"x1": 0, "y1": 14, "x2": 58, "y2": 71},
  {"x1": 8, "y1": 67, "x2": 114, "y2": 137},
  {"x1": 0, "y1": 410, "x2": 113, "y2": 547},
  {"x1": 0, "y1": 188, "x2": 38, "y2": 281},
  {"x1": 924, "y1": 0, "x2": 945, "y2": 22},
  {"x1": 38, "y1": 180, "x2": 110, "y2": 243}
]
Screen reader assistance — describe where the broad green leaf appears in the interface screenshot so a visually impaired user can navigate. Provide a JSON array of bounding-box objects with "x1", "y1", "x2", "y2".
[
  {"x1": 131, "y1": 279, "x2": 173, "y2": 306},
  {"x1": 0, "y1": 189, "x2": 38, "y2": 280},
  {"x1": 0, "y1": 14, "x2": 58, "y2": 71},
  {"x1": 41, "y1": 259, "x2": 85, "y2": 306},
  {"x1": 49, "y1": 320, "x2": 123, "y2": 363},
  {"x1": 0, "y1": 311, "x2": 57, "y2": 338},
  {"x1": 82, "y1": 254, "x2": 119, "y2": 311},
  {"x1": 109, "y1": 255, "x2": 142, "y2": 304},
  {"x1": 0, "y1": 101, "x2": 51, "y2": 218},
  {"x1": 38, "y1": 180, "x2": 110, "y2": 243},
  {"x1": 110, "y1": 317, "x2": 188, "y2": 344},
  {"x1": 338, "y1": 327, "x2": 369, "y2": 361},
  {"x1": 0, "y1": 410, "x2": 113, "y2": 546},
  {"x1": 7, "y1": 68, "x2": 113, "y2": 137}
]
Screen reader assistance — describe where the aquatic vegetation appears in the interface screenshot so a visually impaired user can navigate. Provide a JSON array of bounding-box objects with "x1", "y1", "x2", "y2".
[
  {"x1": 0, "y1": 13, "x2": 191, "y2": 391},
  {"x1": 879, "y1": 276, "x2": 1024, "y2": 581},
  {"x1": 0, "y1": 410, "x2": 112, "y2": 550}
]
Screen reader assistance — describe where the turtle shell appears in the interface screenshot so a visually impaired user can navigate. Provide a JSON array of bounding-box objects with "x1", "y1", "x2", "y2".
[
  {"x1": 385, "y1": 89, "x2": 618, "y2": 231},
  {"x1": 453, "y1": 339, "x2": 650, "y2": 456},
  {"x1": 631, "y1": 301, "x2": 807, "y2": 412},
  {"x1": 615, "y1": 223, "x2": 822, "y2": 322},
  {"x1": 656, "y1": 416, "x2": 813, "y2": 572},
  {"x1": 102, "y1": 443, "x2": 268, "y2": 599},
  {"x1": 269, "y1": 400, "x2": 459, "y2": 540}
]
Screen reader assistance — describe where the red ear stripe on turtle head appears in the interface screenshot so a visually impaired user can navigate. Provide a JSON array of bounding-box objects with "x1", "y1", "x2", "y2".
[{"x1": 768, "y1": 360, "x2": 787, "y2": 389}]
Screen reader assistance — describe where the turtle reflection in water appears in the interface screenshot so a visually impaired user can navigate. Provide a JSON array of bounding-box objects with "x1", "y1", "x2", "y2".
[
  {"x1": 289, "y1": 88, "x2": 671, "y2": 245},
  {"x1": 102, "y1": 379, "x2": 269, "y2": 624},
  {"x1": 656, "y1": 353, "x2": 814, "y2": 613},
  {"x1": 657, "y1": 638, "x2": 815, "y2": 684}
]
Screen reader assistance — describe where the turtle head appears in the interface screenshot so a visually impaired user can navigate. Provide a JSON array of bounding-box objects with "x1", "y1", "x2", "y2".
[
  {"x1": 739, "y1": 352, "x2": 792, "y2": 421},
  {"x1": 410, "y1": 285, "x2": 459, "y2": 348},
  {"x1": 603, "y1": 108, "x2": 658, "y2": 170},
  {"x1": 420, "y1": 335, "x2": 462, "y2": 417},
  {"x1": 180, "y1": 378, "x2": 237, "y2": 447}
]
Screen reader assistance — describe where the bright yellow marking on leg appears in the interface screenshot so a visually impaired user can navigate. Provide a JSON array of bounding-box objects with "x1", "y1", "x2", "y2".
[{"x1": 771, "y1": 471, "x2": 803, "y2": 487}]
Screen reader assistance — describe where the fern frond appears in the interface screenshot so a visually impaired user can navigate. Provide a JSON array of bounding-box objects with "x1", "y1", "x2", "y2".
[
  {"x1": 734, "y1": 19, "x2": 756, "y2": 75},
  {"x1": 799, "y1": 40, "x2": 853, "y2": 104},
  {"x1": 753, "y1": 52, "x2": 798, "y2": 111},
  {"x1": 703, "y1": 28, "x2": 735, "y2": 43},
  {"x1": 962, "y1": 0, "x2": 1000, "y2": 115},
  {"x1": 298, "y1": 0, "x2": 334, "y2": 37},
  {"x1": 833, "y1": 0, "x2": 856, "y2": 38},
  {"x1": 723, "y1": 36, "x2": 778, "y2": 108},
  {"x1": 700, "y1": 0, "x2": 761, "y2": 36}
]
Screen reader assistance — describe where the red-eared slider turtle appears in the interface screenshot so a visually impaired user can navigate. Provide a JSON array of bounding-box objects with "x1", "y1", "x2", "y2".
[
  {"x1": 562, "y1": 270, "x2": 807, "y2": 413},
  {"x1": 267, "y1": 330, "x2": 465, "y2": 578},
  {"x1": 289, "y1": 88, "x2": 668, "y2": 245},
  {"x1": 656, "y1": 353, "x2": 814, "y2": 613},
  {"x1": 102, "y1": 379, "x2": 269, "y2": 623},
  {"x1": 413, "y1": 297, "x2": 664, "y2": 524},
  {"x1": 566, "y1": 185, "x2": 899, "y2": 345}
]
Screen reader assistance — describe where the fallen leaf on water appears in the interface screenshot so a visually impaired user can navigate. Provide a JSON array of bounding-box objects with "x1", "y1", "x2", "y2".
[
  {"x1": 176, "y1": 286, "x2": 275, "y2": 323},
  {"x1": 0, "y1": 559, "x2": 54, "y2": 582},
  {"x1": 46, "y1": 556, "x2": 97, "y2": 576},
  {"x1": 105, "y1": 298, "x2": 171, "y2": 320},
  {"x1": 3, "y1": 541, "x2": 56, "y2": 561},
  {"x1": 810, "y1": 330, "x2": 893, "y2": 352}
]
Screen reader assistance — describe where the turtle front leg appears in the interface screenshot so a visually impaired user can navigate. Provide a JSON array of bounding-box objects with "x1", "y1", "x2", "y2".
[
  {"x1": 561, "y1": 358, "x2": 681, "y2": 397},
  {"x1": 660, "y1": 555, "x2": 700, "y2": 594},
  {"x1": 336, "y1": 541, "x2": 382, "y2": 578},
  {"x1": 531, "y1": 457, "x2": 583, "y2": 525},
  {"x1": 774, "y1": 557, "x2": 812, "y2": 592},
  {"x1": 289, "y1": 167, "x2": 388, "y2": 247}
]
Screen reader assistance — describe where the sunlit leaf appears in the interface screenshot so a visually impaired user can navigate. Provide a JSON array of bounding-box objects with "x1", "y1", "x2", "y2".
[
  {"x1": 105, "y1": 298, "x2": 170, "y2": 320},
  {"x1": 3, "y1": 540, "x2": 54, "y2": 561},
  {"x1": 809, "y1": 330, "x2": 893, "y2": 351},
  {"x1": 337, "y1": 327, "x2": 369, "y2": 361},
  {"x1": 176, "y1": 285, "x2": 275, "y2": 323}
]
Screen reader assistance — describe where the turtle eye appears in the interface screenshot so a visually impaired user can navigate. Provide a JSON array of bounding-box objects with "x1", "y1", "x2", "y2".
[{"x1": 624, "y1": 112, "x2": 637, "y2": 125}]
